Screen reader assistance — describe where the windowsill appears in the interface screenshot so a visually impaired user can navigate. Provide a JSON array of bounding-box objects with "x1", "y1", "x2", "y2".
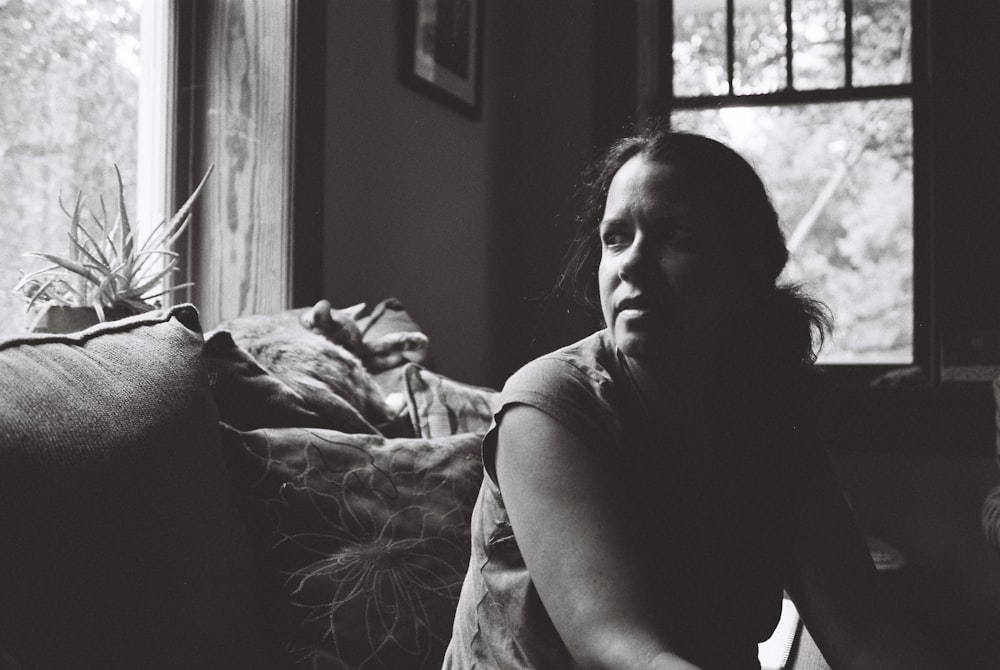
[
  {"x1": 940, "y1": 365, "x2": 1000, "y2": 383},
  {"x1": 818, "y1": 364, "x2": 927, "y2": 388},
  {"x1": 818, "y1": 363, "x2": 1000, "y2": 388}
]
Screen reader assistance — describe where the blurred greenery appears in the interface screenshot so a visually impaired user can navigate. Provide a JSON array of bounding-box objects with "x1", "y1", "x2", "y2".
[
  {"x1": 0, "y1": 0, "x2": 140, "y2": 335},
  {"x1": 673, "y1": 0, "x2": 913, "y2": 363}
]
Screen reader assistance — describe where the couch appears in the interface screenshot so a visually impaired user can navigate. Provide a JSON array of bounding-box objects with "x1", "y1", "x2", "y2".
[{"x1": 0, "y1": 301, "x2": 499, "y2": 670}]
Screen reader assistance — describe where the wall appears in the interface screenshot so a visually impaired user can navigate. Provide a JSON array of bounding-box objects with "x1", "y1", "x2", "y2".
[
  {"x1": 481, "y1": 1, "x2": 599, "y2": 384},
  {"x1": 323, "y1": 1, "x2": 489, "y2": 385},
  {"x1": 930, "y1": 1, "x2": 1000, "y2": 369},
  {"x1": 323, "y1": 1, "x2": 595, "y2": 388}
]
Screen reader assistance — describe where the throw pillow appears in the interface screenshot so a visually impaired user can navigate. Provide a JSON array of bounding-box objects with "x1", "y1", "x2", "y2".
[
  {"x1": 220, "y1": 425, "x2": 483, "y2": 670},
  {"x1": 403, "y1": 363, "x2": 500, "y2": 438},
  {"x1": 0, "y1": 305, "x2": 268, "y2": 669}
]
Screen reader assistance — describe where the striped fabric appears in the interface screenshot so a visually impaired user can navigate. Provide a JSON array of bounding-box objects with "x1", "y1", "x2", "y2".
[
  {"x1": 402, "y1": 363, "x2": 499, "y2": 439},
  {"x1": 984, "y1": 377, "x2": 1000, "y2": 551},
  {"x1": 984, "y1": 486, "x2": 1000, "y2": 550}
]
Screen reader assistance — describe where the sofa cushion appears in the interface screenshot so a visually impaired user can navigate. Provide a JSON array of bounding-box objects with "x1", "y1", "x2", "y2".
[
  {"x1": 220, "y1": 424, "x2": 483, "y2": 669},
  {"x1": 403, "y1": 363, "x2": 500, "y2": 438},
  {"x1": 0, "y1": 305, "x2": 267, "y2": 669}
]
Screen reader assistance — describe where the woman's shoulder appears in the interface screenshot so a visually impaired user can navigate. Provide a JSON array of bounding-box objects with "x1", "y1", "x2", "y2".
[
  {"x1": 495, "y1": 329, "x2": 627, "y2": 444},
  {"x1": 505, "y1": 330, "x2": 619, "y2": 396},
  {"x1": 482, "y1": 330, "x2": 625, "y2": 484}
]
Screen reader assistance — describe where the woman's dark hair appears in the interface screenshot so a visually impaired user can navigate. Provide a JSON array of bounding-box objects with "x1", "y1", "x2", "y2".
[{"x1": 557, "y1": 119, "x2": 831, "y2": 367}]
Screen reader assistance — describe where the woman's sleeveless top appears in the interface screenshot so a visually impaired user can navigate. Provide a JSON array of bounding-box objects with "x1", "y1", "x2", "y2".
[{"x1": 442, "y1": 330, "x2": 822, "y2": 670}]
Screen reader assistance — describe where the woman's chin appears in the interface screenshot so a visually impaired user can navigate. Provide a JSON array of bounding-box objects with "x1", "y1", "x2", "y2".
[{"x1": 612, "y1": 328, "x2": 666, "y2": 361}]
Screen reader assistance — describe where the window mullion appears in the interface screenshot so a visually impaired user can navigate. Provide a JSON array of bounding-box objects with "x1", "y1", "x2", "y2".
[
  {"x1": 671, "y1": 82, "x2": 912, "y2": 109},
  {"x1": 785, "y1": 0, "x2": 794, "y2": 89},
  {"x1": 844, "y1": 0, "x2": 854, "y2": 87},
  {"x1": 138, "y1": 0, "x2": 177, "y2": 304},
  {"x1": 726, "y1": 0, "x2": 735, "y2": 94}
]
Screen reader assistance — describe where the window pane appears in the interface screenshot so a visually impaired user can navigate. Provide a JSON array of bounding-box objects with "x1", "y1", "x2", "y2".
[
  {"x1": 733, "y1": 0, "x2": 786, "y2": 94},
  {"x1": 0, "y1": 0, "x2": 142, "y2": 336},
  {"x1": 853, "y1": 0, "x2": 911, "y2": 86},
  {"x1": 792, "y1": 0, "x2": 846, "y2": 89},
  {"x1": 673, "y1": 0, "x2": 729, "y2": 96},
  {"x1": 672, "y1": 100, "x2": 914, "y2": 364}
]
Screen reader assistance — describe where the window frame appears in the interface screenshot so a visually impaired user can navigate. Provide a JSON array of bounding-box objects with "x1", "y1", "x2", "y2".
[
  {"x1": 170, "y1": 0, "x2": 326, "y2": 321},
  {"x1": 650, "y1": 0, "x2": 932, "y2": 386},
  {"x1": 137, "y1": 0, "x2": 179, "y2": 306}
]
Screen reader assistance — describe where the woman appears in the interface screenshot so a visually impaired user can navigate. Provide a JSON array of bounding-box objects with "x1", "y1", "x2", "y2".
[{"x1": 443, "y1": 125, "x2": 939, "y2": 669}]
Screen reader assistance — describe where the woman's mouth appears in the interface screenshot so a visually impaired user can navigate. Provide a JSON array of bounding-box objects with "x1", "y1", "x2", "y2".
[
  {"x1": 616, "y1": 296, "x2": 653, "y2": 317},
  {"x1": 615, "y1": 295, "x2": 673, "y2": 329},
  {"x1": 618, "y1": 307, "x2": 649, "y2": 319}
]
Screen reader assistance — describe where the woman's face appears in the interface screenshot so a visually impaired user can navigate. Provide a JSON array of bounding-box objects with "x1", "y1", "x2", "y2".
[{"x1": 598, "y1": 155, "x2": 745, "y2": 364}]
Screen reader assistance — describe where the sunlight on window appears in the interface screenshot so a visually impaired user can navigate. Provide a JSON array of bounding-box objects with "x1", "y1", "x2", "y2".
[
  {"x1": 732, "y1": 0, "x2": 786, "y2": 94},
  {"x1": 0, "y1": 0, "x2": 144, "y2": 335},
  {"x1": 672, "y1": 0, "x2": 728, "y2": 96},
  {"x1": 674, "y1": 101, "x2": 913, "y2": 364},
  {"x1": 793, "y1": 0, "x2": 846, "y2": 89},
  {"x1": 672, "y1": 0, "x2": 914, "y2": 365}
]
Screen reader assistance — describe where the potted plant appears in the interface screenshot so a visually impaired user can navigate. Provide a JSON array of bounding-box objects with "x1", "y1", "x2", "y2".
[{"x1": 14, "y1": 165, "x2": 213, "y2": 333}]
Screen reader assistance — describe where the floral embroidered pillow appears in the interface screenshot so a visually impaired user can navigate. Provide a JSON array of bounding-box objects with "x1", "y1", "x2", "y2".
[{"x1": 220, "y1": 425, "x2": 483, "y2": 669}]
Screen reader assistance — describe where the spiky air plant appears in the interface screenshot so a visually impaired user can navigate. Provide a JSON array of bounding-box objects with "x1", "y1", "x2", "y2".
[{"x1": 14, "y1": 165, "x2": 213, "y2": 323}]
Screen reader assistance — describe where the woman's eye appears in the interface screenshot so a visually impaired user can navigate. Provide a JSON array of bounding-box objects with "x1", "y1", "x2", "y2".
[{"x1": 601, "y1": 229, "x2": 630, "y2": 248}]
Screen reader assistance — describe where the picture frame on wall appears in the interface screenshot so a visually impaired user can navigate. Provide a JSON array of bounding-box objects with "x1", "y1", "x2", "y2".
[{"x1": 400, "y1": 0, "x2": 483, "y2": 120}]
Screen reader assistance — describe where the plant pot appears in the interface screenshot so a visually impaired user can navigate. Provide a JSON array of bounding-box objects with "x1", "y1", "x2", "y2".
[{"x1": 30, "y1": 305, "x2": 139, "y2": 334}]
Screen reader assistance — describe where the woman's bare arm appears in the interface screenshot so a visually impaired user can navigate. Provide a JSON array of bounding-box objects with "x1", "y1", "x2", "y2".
[{"x1": 494, "y1": 404, "x2": 702, "y2": 670}]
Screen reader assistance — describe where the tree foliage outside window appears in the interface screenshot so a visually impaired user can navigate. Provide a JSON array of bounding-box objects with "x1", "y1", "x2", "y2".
[
  {"x1": 0, "y1": 0, "x2": 141, "y2": 336},
  {"x1": 672, "y1": 0, "x2": 913, "y2": 363}
]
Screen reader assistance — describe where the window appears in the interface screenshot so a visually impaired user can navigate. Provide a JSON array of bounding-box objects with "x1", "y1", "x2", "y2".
[
  {"x1": 668, "y1": 0, "x2": 916, "y2": 365},
  {"x1": 0, "y1": 0, "x2": 172, "y2": 336}
]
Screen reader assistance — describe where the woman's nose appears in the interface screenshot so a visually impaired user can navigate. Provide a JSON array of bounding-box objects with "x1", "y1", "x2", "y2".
[{"x1": 618, "y1": 238, "x2": 652, "y2": 282}]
